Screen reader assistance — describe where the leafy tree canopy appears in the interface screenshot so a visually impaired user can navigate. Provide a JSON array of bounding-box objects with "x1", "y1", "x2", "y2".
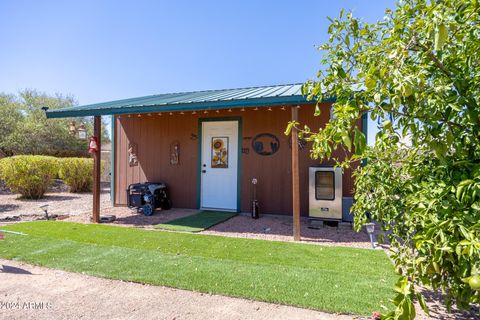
[
  {"x1": 0, "y1": 89, "x2": 109, "y2": 157},
  {"x1": 297, "y1": 0, "x2": 479, "y2": 318}
]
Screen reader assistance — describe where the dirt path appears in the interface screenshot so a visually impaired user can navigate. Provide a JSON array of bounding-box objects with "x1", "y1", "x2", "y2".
[{"x1": 0, "y1": 259, "x2": 355, "y2": 320}]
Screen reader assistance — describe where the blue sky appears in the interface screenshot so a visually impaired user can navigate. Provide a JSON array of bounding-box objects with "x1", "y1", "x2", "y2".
[{"x1": 0, "y1": 0, "x2": 396, "y2": 141}]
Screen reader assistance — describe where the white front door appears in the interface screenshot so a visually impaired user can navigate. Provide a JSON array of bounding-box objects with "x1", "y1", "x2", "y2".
[{"x1": 201, "y1": 120, "x2": 239, "y2": 211}]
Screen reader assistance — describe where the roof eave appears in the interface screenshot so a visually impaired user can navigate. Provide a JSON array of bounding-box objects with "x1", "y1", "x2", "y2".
[{"x1": 46, "y1": 95, "x2": 331, "y2": 118}]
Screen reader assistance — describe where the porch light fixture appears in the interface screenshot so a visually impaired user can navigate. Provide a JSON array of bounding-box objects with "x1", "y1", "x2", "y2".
[
  {"x1": 169, "y1": 112, "x2": 173, "y2": 116},
  {"x1": 216, "y1": 110, "x2": 220, "y2": 113},
  {"x1": 147, "y1": 113, "x2": 152, "y2": 116},
  {"x1": 241, "y1": 107, "x2": 245, "y2": 112},
  {"x1": 157, "y1": 113, "x2": 162, "y2": 116},
  {"x1": 77, "y1": 123, "x2": 87, "y2": 140},
  {"x1": 228, "y1": 108, "x2": 232, "y2": 112},
  {"x1": 192, "y1": 111, "x2": 197, "y2": 115},
  {"x1": 268, "y1": 107, "x2": 272, "y2": 111},
  {"x1": 180, "y1": 111, "x2": 185, "y2": 115},
  {"x1": 254, "y1": 107, "x2": 259, "y2": 111},
  {"x1": 128, "y1": 114, "x2": 131, "y2": 118},
  {"x1": 281, "y1": 106, "x2": 286, "y2": 111},
  {"x1": 365, "y1": 223, "x2": 376, "y2": 248},
  {"x1": 203, "y1": 110, "x2": 208, "y2": 114},
  {"x1": 137, "y1": 114, "x2": 142, "y2": 117}
]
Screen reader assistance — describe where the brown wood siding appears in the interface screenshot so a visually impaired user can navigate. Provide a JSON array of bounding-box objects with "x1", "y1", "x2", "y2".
[{"x1": 114, "y1": 103, "x2": 359, "y2": 216}]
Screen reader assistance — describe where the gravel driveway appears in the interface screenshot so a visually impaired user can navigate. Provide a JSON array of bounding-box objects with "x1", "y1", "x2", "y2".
[{"x1": 0, "y1": 259, "x2": 354, "y2": 320}]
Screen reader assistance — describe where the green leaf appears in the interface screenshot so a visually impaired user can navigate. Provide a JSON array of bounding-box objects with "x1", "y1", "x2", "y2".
[
  {"x1": 434, "y1": 24, "x2": 448, "y2": 51},
  {"x1": 365, "y1": 77, "x2": 376, "y2": 90},
  {"x1": 284, "y1": 121, "x2": 298, "y2": 136},
  {"x1": 342, "y1": 133, "x2": 352, "y2": 150},
  {"x1": 353, "y1": 128, "x2": 366, "y2": 155}
]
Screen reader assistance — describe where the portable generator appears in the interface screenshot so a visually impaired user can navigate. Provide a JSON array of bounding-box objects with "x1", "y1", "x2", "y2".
[{"x1": 127, "y1": 182, "x2": 172, "y2": 216}]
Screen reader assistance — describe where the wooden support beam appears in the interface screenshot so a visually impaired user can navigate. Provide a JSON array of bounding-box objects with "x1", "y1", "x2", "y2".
[
  {"x1": 92, "y1": 115, "x2": 101, "y2": 223},
  {"x1": 291, "y1": 106, "x2": 301, "y2": 241}
]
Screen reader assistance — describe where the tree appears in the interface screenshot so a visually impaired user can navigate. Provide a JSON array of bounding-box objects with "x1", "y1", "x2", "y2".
[
  {"x1": 0, "y1": 90, "x2": 110, "y2": 157},
  {"x1": 295, "y1": 0, "x2": 480, "y2": 318}
]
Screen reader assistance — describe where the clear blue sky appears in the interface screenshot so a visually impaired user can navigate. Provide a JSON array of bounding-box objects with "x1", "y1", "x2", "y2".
[{"x1": 0, "y1": 0, "x2": 396, "y2": 141}]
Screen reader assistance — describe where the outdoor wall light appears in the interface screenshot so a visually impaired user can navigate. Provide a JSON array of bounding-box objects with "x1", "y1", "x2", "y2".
[
  {"x1": 365, "y1": 222, "x2": 376, "y2": 248},
  {"x1": 240, "y1": 107, "x2": 245, "y2": 112},
  {"x1": 77, "y1": 123, "x2": 87, "y2": 140}
]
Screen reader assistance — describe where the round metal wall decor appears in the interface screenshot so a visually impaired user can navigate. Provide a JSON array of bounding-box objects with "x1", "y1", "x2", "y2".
[{"x1": 252, "y1": 133, "x2": 280, "y2": 156}]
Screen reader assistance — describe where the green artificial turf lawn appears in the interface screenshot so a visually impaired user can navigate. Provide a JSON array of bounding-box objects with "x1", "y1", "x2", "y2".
[
  {"x1": 154, "y1": 210, "x2": 237, "y2": 232},
  {"x1": 0, "y1": 221, "x2": 397, "y2": 315}
]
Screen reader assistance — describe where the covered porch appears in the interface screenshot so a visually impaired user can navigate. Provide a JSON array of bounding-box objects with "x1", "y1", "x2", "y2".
[{"x1": 46, "y1": 84, "x2": 355, "y2": 241}]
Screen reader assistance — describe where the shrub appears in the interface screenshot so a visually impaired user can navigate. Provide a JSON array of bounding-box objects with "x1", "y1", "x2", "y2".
[
  {"x1": 0, "y1": 155, "x2": 59, "y2": 199},
  {"x1": 58, "y1": 157, "x2": 94, "y2": 193}
]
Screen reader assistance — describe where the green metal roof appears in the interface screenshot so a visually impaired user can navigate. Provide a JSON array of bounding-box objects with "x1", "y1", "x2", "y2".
[{"x1": 46, "y1": 83, "x2": 314, "y2": 118}]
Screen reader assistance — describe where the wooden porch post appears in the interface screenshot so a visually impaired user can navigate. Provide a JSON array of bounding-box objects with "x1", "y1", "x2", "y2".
[
  {"x1": 92, "y1": 115, "x2": 101, "y2": 223},
  {"x1": 291, "y1": 106, "x2": 301, "y2": 241}
]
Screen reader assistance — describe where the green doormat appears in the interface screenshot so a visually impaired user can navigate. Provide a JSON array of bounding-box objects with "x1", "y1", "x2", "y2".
[{"x1": 154, "y1": 211, "x2": 237, "y2": 232}]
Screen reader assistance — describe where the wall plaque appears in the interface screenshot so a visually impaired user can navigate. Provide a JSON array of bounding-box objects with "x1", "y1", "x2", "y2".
[{"x1": 252, "y1": 133, "x2": 280, "y2": 156}]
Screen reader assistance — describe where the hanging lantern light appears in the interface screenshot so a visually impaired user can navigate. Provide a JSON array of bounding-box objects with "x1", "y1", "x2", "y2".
[{"x1": 77, "y1": 123, "x2": 87, "y2": 140}]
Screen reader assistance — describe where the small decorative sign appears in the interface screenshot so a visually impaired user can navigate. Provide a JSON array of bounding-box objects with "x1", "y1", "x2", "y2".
[
  {"x1": 211, "y1": 137, "x2": 228, "y2": 168},
  {"x1": 128, "y1": 142, "x2": 138, "y2": 167},
  {"x1": 252, "y1": 133, "x2": 280, "y2": 156},
  {"x1": 170, "y1": 141, "x2": 180, "y2": 165}
]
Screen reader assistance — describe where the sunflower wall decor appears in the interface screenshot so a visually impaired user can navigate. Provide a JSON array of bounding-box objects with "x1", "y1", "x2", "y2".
[{"x1": 211, "y1": 137, "x2": 228, "y2": 168}]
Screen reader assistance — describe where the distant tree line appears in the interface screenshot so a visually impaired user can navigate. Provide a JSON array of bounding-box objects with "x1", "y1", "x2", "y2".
[{"x1": 0, "y1": 89, "x2": 109, "y2": 157}]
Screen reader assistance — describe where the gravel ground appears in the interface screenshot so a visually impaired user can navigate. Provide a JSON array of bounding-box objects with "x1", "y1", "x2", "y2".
[
  {"x1": 0, "y1": 259, "x2": 354, "y2": 320},
  {"x1": 0, "y1": 181, "x2": 111, "y2": 224}
]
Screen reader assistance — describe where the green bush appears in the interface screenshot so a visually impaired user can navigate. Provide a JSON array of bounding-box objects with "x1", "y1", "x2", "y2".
[
  {"x1": 0, "y1": 155, "x2": 59, "y2": 199},
  {"x1": 58, "y1": 157, "x2": 94, "y2": 193}
]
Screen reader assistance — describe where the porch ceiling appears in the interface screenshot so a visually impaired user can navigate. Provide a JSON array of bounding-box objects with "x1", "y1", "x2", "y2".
[{"x1": 46, "y1": 83, "x2": 320, "y2": 118}]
